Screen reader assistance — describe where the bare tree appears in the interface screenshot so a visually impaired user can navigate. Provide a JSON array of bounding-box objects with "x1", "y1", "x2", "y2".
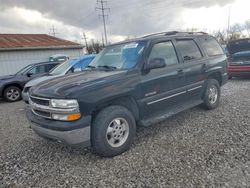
[
  {"x1": 212, "y1": 30, "x2": 227, "y2": 45},
  {"x1": 244, "y1": 20, "x2": 250, "y2": 37}
]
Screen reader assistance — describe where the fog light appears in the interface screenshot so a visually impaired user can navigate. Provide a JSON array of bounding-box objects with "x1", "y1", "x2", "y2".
[{"x1": 52, "y1": 113, "x2": 81, "y2": 121}]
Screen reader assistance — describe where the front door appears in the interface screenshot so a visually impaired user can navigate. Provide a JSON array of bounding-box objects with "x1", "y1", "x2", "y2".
[{"x1": 139, "y1": 40, "x2": 185, "y2": 119}]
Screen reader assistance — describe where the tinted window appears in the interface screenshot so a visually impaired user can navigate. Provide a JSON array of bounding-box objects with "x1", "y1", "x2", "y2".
[
  {"x1": 29, "y1": 64, "x2": 46, "y2": 74},
  {"x1": 149, "y1": 41, "x2": 178, "y2": 66},
  {"x1": 200, "y1": 37, "x2": 224, "y2": 56},
  {"x1": 45, "y1": 63, "x2": 58, "y2": 72},
  {"x1": 176, "y1": 39, "x2": 202, "y2": 61}
]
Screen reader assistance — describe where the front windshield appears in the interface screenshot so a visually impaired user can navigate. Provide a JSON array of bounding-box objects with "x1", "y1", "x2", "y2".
[
  {"x1": 89, "y1": 41, "x2": 145, "y2": 70},
  {"x1": 16, "y1": 64, "x2": 33, "y2": 75},
  {"x1": 50, "y1": 60, "x2": 73, "y2": 75}
]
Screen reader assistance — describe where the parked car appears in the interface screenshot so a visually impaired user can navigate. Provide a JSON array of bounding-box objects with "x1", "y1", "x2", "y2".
[
  {"x1": 26, "y1": 31, "x2": 228, "y2": 157},
  {"x1": 49, "y1": 54, "x2": 69, "y2": 62},
  {"x1": 227, "y1": 38, "x2": 250, "y2": 78},
  {"x1": 22, "y1": 55, "x2": 96, "y2": 103},
  {"x1": 0, "y1": 61, "x2": 62, "y2": 102}
]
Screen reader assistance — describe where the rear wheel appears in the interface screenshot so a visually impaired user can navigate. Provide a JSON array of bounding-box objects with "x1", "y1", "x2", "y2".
[
  {"x1": 4, "y1": 86, "x2": 22, "y2": 102},
  {"x1": 91, "y1": 105, "x2": 136, "y2": 157},
  {"x1": 203, "y1": 79, "x2": 221, "y2": 110}
]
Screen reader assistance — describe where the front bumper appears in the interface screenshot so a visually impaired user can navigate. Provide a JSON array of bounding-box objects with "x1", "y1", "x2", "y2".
[
  {"x1": 22, "y1": 91, "x2": 29, "y2": 103},
  {"x1": 26, "y1": 109, "x2": 91, "y2": 146}
]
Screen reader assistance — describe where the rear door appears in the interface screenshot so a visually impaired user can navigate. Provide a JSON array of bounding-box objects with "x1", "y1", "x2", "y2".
[
  {"x1": 174, "y1": 38, "x2": 206, "y2": 101},
  {"x1": 139, "y1": 40, "x2": 186, "y2": 118}
]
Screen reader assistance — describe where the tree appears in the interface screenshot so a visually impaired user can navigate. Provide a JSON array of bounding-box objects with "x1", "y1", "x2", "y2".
[{"x1": 85, "y1": 40, "x2": 104, "y2": 54}]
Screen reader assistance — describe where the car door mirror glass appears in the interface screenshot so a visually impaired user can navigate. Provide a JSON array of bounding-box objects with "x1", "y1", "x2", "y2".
[
  {"x1": 146, "y1": 58, "x2": 166, "y2": 70},
  {"x1": 26, "y1": 72, "x2": 33, "y2": 77}
]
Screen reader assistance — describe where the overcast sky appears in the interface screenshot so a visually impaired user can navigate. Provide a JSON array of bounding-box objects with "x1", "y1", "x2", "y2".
[{"x1": 0, "y1": 0, "x2": 249, "y2": 44}]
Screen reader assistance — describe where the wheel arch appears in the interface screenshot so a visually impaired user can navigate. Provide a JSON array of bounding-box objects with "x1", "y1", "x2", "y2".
[
  {"x1": 2, "y1": 83, "x2": 23, "y2": 96},
  {"x1": 92, "y1": 96, "x2": 140, "y2": 121},
  {"x1": 207, "y1": 71, "x2": 222, "y2": 86}
]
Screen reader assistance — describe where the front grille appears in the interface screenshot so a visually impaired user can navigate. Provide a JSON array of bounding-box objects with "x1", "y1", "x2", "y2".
[
  {"x1": 32, "y1": 109, "x2": 51, "y2": 119},
  {"x1": 30, "y1": 96, "x2": 50, "y2": 106}
]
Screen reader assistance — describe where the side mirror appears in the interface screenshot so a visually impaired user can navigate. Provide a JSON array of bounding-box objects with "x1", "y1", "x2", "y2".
[
  {"x1": 26, "y1": 72, "x2": 33, "y2": 77},
  {"x1": 145, "y1": 58, "x2": 166, "y2": 71}
]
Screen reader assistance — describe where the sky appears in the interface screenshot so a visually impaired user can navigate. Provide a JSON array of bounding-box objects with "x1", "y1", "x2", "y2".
[{"x1": 0, "y1": 0, "x2": 249, "y2": 44}]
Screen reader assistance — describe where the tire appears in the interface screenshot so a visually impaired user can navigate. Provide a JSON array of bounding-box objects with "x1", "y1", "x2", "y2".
[
  {"x1": 3, "y1": 86, "x2": 22, "y2": 102},
  {"x1": 228, "y1": 75, "x2": 233, "y2": 80},
  {"x1": 91, "y1": 105, "x2": 136, "y2": 157},
  {"x1": 203, "y1": 79, "x2": 221, "y2": 110}
]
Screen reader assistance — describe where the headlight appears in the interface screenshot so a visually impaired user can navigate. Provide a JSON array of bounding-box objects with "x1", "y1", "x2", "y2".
[{"x1": 50, "y1": 99, "x2": 78, "y2": 109}]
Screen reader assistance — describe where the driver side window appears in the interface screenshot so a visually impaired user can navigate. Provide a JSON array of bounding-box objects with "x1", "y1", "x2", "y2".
[
  {"x1": 28, "y1": 64, "x2": 46, "y2": 74},
  {"x1": 149, "y1": 41, "x2": 179, "y2": 66}
]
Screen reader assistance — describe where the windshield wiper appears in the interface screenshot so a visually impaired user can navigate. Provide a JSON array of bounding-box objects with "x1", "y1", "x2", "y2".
[
  {"x1": 97, "y1": 65, "x2": 117, "y2": 70},
  {"x1": 86, "y1": 65, "x2": 96, "y2": 69}
]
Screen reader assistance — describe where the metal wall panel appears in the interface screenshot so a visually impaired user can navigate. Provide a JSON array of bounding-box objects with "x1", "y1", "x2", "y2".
[{"x1": 0, "y1": 49, "x2": 84, "y2": 76}]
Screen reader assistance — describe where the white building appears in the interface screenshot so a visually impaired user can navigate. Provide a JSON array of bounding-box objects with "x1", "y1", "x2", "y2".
[{"x1": 0, "y1": 34, "x2": 84, "y2": 76}]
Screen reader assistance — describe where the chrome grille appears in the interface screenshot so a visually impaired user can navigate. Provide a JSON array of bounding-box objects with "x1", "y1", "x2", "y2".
[
  {"x1": 30, "y1": 96, "x2": 50, "y2": 106},
  {"x1": 29, "y1": 95, "x2": 79, "y2": 120},
  {"x1": 32, "y1": 109, "x2": 51, "y2": 119}
]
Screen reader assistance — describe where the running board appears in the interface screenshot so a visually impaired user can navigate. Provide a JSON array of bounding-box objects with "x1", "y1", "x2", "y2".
[{"x1": 139, "y1": 100, "x2": 203, "y2": 127}]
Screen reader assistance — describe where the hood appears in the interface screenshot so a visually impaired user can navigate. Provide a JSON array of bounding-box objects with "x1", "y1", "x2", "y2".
[
  {"x1": 227, "y1": 39, "x2": 250, "y2": 55},
  {"x1": 30, "y1": 70, "x2": 127, "y2": 98},
  {"x1": 25, "y1": 75, "x2": 59, "y2": 88},
  {"x1": 0, "y1": 74, "x2": 15, "y2": 81}
]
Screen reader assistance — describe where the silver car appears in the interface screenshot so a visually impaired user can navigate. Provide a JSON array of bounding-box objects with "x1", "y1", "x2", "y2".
[{"x1": 22, "y1": 55, "x2": 96, "y2": 103}]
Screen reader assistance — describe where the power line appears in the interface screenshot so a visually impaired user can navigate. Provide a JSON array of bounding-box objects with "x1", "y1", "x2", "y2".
[{"x1": 96, "y1": 0, "x2": 110, "y2": 45}]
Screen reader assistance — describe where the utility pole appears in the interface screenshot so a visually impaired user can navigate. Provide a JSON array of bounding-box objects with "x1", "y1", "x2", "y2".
[
  {"x1": 50, "y1": 25, "x2": 58, "y2": 37},
  {"x1": 82, "y1": 33, "x2": 88, "y2": 49},
  {"x1": 227, "y1": 6, "x2": 231, "y2": 40},
  {"x1": 101, "y1": 33, "x2": 105, "y2": 47},
  {"x1": 96, "y1": 0, "x2": 110, "y2": 45}
]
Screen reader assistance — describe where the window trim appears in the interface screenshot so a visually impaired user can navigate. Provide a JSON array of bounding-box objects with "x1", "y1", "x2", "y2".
[
  {"x1": 199, "y1": 36, "x2": 224, "y2": 57},
  {"x1": 147, "y1": 40, "x2": 180, "y2": 67},
  {"x1": 175, "y1": 38, "x2": 204, "y2": 62}
]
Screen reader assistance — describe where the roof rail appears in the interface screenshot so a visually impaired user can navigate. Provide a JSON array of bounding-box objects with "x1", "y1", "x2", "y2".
[{"x1": 142, "y1": 31, "x2": 208, "y2": 38}]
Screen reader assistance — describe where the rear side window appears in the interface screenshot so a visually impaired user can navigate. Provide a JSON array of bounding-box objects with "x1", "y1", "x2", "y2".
[
  {"x1": 149, "y1": 41, "x2": 179, "y2": 66},
  {"x1": 200, "y1": 37, "x2": 224, "y2": 56},
  {"x1": 176, "y1": 39, "x2": 202, "y2": 61}
]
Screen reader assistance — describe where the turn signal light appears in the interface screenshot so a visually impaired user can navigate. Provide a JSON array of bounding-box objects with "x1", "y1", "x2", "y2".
[{"x1": 67, "y1": 113, "x2": 81, "y2": 121}]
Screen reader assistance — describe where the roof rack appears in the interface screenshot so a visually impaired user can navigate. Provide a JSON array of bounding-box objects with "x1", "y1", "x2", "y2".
[{"x1": 142, "y1": 31, "x2": 208, "y2": 38}]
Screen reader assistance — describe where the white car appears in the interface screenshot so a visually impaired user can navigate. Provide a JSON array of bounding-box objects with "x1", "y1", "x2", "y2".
[{"x1": 22, "y1": 55, "x2": 96, "y2": 103}]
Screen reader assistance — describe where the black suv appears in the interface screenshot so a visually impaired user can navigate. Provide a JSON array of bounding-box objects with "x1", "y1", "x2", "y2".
[
  {"x1": 0, "y1": 61, "x2": 61, "y2": 102},
  {"x1": 26, "y1": 31, "x2": 228, "y2": 157}
]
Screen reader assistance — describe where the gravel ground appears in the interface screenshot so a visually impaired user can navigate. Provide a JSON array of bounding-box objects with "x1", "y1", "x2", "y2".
[{"x1": 0, "y1": 79, "x2": 250, "y2": 187}]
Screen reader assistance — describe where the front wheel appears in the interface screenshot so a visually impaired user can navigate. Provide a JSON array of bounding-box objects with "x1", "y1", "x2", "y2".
[
  {"x1": 4, "y1": 86, "x2": 22, "y2": 102},
  {"x1": 203, "y1": 79, "x2": 221, "y2": 110},
  {"x1": 91, "y1": 105, "x2": 136, "y2": 157}
]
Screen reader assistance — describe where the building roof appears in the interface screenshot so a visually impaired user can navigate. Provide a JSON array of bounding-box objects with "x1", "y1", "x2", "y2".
[{"x1": 0, "y1": 34, "x2": 83, "y2": 51}]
